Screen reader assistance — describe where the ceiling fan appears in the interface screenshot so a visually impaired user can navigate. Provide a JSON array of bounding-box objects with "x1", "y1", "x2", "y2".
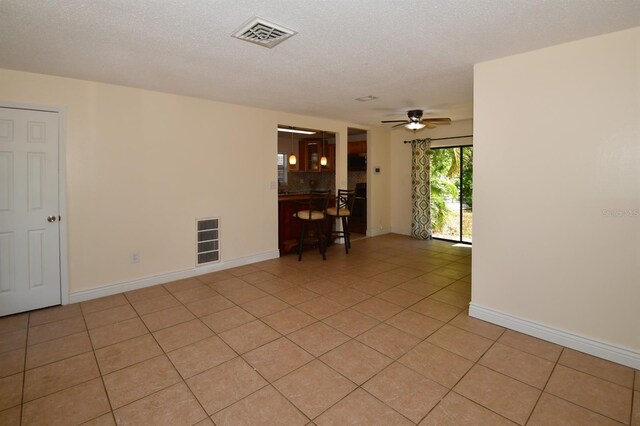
[{"x1": 381, "y1": 110, "x2": 452, "y2": 130}]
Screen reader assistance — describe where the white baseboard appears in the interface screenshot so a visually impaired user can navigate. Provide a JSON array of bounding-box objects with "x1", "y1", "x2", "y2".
[
  {"x1": 69, "y1": 250, "x2": 280, "y2": 304},
  {"x1": 368, "y1": 227, "x2": 392, "y2": 237},
  {"x1": 390, "y1": 227, "x2": 411, "y2": 236},
  {"x1": 469, "y1": 303, "x2": 640, "y2": 370}
]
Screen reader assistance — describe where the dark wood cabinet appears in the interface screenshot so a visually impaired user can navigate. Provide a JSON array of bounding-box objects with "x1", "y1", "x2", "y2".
[
  {"x1": 322, "y1": 143, "x2": 335, "y2": 173},
  {"x1": 298, "y1": 140, "x2": 335, "y2": 173},
  {"x1": 299, "y1": 140, "x2": 320, "y2": 172},
  {"x1": 348, "y1": 140, "x2": 366, "y2": 155}
]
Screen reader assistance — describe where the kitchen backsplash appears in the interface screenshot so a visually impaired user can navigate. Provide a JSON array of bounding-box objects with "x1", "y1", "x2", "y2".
[
  {"x1": 280, "y1": 170, "x2": 367, "y2": 193},
  {"x1": 281, "y1": 171, "x2": 335, "y2": 193},
  {"x1": 347, "y1": 170, "x2": 367, "y2": 190}
]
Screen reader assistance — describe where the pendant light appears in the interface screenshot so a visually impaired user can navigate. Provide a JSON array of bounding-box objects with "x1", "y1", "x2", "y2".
[
  {"x1": 320, "y1": 131, "x2": 328, "y2": 167},
  {"x1": 288, "y1": 131, "x2": 297, "y2": 165}
]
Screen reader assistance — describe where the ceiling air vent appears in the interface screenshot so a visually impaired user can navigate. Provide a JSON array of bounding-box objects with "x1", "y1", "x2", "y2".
[{"x1": 232, "y1": 17, "x2": 297, "y2": 48}]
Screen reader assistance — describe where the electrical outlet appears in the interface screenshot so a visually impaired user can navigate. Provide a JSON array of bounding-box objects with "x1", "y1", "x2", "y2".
[{"x1": 130, "y1": 251, "x2": 140, "y2": 264}]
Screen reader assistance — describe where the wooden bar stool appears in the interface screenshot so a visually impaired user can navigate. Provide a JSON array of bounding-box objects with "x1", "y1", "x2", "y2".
[
  {"x1": 293, "y1": 190, "x2": 331, "y2": 261},
  {"x1": 326, "y1": 189, "x2": 356, "y2": 254}
]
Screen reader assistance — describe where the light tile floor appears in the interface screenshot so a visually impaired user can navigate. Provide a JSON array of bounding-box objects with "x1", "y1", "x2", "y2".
[{"x1": 0, "y1": 234, "x2": 638, "y2": 425}]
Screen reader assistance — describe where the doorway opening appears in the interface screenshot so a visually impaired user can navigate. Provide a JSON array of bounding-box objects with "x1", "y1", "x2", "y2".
[
  {"x1": 430, "y1": 145, "x2": 472, "y2": 243},
  {"x1": 347, "y1": 128, "x2": 367, "y2": 238},
  {"x1": 276, "y1": 125, "x2": 337, "y2": 255}
]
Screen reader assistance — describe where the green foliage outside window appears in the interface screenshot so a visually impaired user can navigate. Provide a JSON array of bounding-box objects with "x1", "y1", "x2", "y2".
[
  {"x1": 460, "y1": 147, "x2": 473, "y2": 208},
  {"x1": 430, "y1": 148, "x2": 456, "y2": 232},
  {"x1": 429, "y1": 146, "x2": 472, "y2": 232}
]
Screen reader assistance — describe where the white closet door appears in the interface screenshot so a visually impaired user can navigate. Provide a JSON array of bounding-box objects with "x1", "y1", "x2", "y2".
[{"x1": 0, "y1": 107, "x2": 61, "y2": 316}]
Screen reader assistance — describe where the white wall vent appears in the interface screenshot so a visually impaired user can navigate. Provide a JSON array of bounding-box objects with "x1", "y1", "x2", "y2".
[
  {"x1": 196, "y1": 217, "x2": 220, "y2": 266},
  {"x1": 232, "y1": 17, "x2": 297, "y2": 48}
]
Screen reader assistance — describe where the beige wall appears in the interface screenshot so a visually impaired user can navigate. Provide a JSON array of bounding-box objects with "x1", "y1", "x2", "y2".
[
  {"x1": 473, "y1": 27, "x2": 640, "y2": 357},
  {"x1": 0, "y1": 69, "x2": 391, "y2": 295},
  {"x1": 367, "y1": 127, "x2": 392, "y2": 235},
  {"x1": 389, "y1": 120, "x2": 473, "y2": 235}
]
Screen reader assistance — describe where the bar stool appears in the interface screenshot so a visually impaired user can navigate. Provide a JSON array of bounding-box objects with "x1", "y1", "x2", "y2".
[
  {"x1": 326, "y1": 189, "x2": 356, "y2": 254},
  {"x1": 293, "y1": 190, "x2": 331, "y2": 261}
]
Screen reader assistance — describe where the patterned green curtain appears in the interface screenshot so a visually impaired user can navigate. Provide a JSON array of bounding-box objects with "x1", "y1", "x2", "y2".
[{"x1": 411, "y1": 139, "x2": 432, "y2": 239}]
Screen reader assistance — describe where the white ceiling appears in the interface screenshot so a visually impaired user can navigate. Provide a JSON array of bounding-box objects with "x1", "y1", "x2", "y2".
[{"x1": 1, "y1": 1, "x2": 638, "y2": 127}]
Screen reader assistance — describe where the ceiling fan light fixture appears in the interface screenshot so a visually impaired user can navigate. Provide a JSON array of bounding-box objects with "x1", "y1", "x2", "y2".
[
  {"x1": 405, "y1": 122, "x2": 426, "y2": 130},
  {"x1": 381, "y1": 109, "x2": 451, "y2": 130}
]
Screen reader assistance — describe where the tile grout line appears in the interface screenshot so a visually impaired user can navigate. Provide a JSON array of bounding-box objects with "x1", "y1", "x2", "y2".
[
  {"x1": 196, "y1": 276, "x2": 420, "y2": 423},
  {"x1": 76, "y1": 307, "x2": 115, "y2": 425},
  {"x1": 79, "y1": 297, "x2": 130, "y2": 317},
  {"x1": 186, "y1": 357, "x2": 272, "y2": 420},
  {"x1": 135, "y1": 292, "x2": 213, "y2": 423},
  {"x1": 522, "y1": 342, "x2": 562, "y2": 425},
  {"x1": 273, "y1": 336, "x2": 393, "y2": 423},
  {"x1": 516, "y1": 330, "x2": 634, "y2": 424},
  {"x1": 110, "y1": 292, "x2": 208, "y2": 423},
  {"x1": 412, "y1": 316, "x2": 511, "y2": 425},
  {"x1": 3, "y1": 240, "x2": 460, "y2": 422},
  {"x1": 167, "y1": 281, "x2": 309, "y2": 424},
  {"x1": 194, "y1": 266, "x2": 315, "y2": 421},
  {"x1": 239, "y1": 341, "x2": 315, "y2": 424},
  {"x1": 7, "y1": 237, "x2": 634, "y2": 425},
  {"x1": 295, "y1": 271, "x2": 470, "y2": 423},
  {"x1": 167, "y1": 293, "x2": 248, "y2": 423},
  {"x1": 542, "y1": 389, "x2": 630, "y2": 425}
]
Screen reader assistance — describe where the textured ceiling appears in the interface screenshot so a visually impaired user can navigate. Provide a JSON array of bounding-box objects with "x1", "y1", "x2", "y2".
[{"x1": 1, "y1": 1, "x2": 638, "y2": 126}]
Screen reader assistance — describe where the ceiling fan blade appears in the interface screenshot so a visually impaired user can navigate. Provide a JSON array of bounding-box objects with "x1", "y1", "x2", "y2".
[
  {"x1": 423, "y1": 121, "x2": 451, "y2": 127},
  {"x1": 392, "y1": 123, "x2": 407, "y2": 128},
  {"x1": 423, "y1": 118, "x2": 452, "y2": 124},
  {"x1": 425, "y1": 122, "x2": 438, "y2": 129},
  {"x1": 381, "y1": 120, "x2": 409, "y2": 123}
]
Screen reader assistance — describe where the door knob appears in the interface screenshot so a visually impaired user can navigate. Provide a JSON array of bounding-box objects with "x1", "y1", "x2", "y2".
[{"x1": 47, "y1": 215, "x2": 57, "y2": 222}]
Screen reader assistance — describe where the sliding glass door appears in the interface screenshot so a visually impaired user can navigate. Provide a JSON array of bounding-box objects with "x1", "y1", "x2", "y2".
[
  {"x1": 461, "y1": 146, "x2": 473, "y2": 242},
  {"x1": 430, "y1": 146, "x2": 473, "y2": 243}
]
